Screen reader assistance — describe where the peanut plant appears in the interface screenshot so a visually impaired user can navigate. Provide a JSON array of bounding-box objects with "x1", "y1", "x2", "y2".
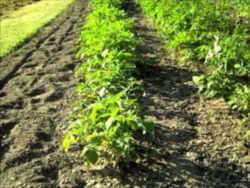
[
  {"x1": 138, "y1": 0, "x2": 250, "y2": 136},
  {"x1": 63, "y1": 0, "x2": 154, "y2": 166}
]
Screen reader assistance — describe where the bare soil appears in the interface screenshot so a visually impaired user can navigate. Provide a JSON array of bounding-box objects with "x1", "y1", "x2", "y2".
[
  {"x1": 78, "y1": 1, "x2": 249, "y2": 187},
  {"x1": 0, "y1": 0, "x2": 249, "y2": 187},
  {"x1": 0, "y1": 0, "x2": 89, "y2": 187}
]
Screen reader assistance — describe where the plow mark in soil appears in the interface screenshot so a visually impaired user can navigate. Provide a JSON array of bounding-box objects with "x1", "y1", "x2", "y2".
[
  {"x1": 0, "y1": 0, "x2": 88, "y2": 187},
  {"x1": 0, "y1": 0, "x2": 249, "y2": 187}
]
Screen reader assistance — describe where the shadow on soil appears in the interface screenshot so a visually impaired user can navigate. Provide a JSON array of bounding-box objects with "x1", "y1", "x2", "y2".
[
  {"x1": 87, "y1": 1, "x2": 249, "y2": 187},
  {"x1": 87, "y1": 35, "x2": 248, "y2": 187},
  {"x1": 89, "y1": 63, "x2": 248, "y2": 187},
  {"x1": 120, "y1": 64, "x2": 247, "y2": 187}
]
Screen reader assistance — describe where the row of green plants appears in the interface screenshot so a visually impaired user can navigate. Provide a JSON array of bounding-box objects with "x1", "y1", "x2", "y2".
[
  {"x1": 138, "y1": 0, "x2": 250, "y2": 135},
  {"x1": 63, "y1": 0, "x2": 153, "y2": 165}
]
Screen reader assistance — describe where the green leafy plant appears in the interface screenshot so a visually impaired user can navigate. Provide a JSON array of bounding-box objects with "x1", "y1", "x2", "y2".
[
  {"x1": 139, "y1": 0, "x2": 250, "y2": 135},
  {"x1": 63, "y1": 0, "x2": 154, "y2": 166}
]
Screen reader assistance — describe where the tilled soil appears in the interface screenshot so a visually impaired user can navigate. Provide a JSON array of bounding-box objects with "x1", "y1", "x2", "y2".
[
  {"x1": 0, "y1": 0, "x2": 249, "y2": 187},
  {"x1": 77, "y1": 1, "x2": 249, "y2": 187},
  {"x1": 0, "y1": 0, "x2": 88, "y2": 187},
  {"x1": 126, "y1": 2, "x2": 249, "y2": 187}
]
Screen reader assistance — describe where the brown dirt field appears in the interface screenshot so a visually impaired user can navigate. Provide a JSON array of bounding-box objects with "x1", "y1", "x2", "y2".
[
  {"x1": 0, "y1": 0, "x2": 88, "y2": 187},
  {"x1": 0, "y1": 0, "x2": 249, "y2": 187},
  {"x1": 76, "y1": 1, "x2": 249, "y2": 187}
]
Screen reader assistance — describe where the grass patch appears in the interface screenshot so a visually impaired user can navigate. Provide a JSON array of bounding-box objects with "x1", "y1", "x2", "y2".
[
  {"x1": 0, "y1": 0, "x2": 75, "y2": 58},
  {"x1": 0, "y1": 0, "x2": 40, "y2": 17}
]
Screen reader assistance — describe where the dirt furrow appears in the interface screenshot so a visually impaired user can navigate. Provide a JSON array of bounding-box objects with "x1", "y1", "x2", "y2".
[
  {"x1": 1, "y1": 0, "x2": 249, "y2": 187},
  {"x1": 121, "y1": 1, "x2": 249, "y2": 187},
  {"x1": 78, "y1": 1, "x2": 249, "y2": 187},
  {"x1": 0, "y1": 0, "x2": 88, "y2": 187}
]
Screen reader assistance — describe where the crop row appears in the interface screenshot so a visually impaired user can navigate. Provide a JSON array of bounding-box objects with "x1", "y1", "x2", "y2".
[
  {"x1": 62, "y1": 0, "x2": 153, "y2": 166},
  {"x1": 138, "y1": 0, "x2": 250, "y2": 135}
]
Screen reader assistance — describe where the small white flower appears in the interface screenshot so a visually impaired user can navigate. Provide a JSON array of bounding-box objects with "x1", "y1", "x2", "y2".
[
  {"x1": 98, "y1": 87, "x2": 106, "y2": 97},
  {"x1": 214, "y1": 35, "x2": 221, "y2": 55}
]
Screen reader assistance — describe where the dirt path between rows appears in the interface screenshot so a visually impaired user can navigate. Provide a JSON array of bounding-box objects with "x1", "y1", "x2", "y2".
[
  {"x1": 79, "y1": 1, "x2": 249, "y2": 187},
  {"x1": 0, "y1": 0, "x2": 88, "y2": 187},
  {"x1": 122, "y1": 1, "x2": 249, "y2": 187},
  {"x1": 0, "y1": 0, "x2": 249, "y2": 187}
]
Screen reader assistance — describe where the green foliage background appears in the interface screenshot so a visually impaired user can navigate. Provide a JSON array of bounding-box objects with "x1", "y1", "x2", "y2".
[{"x1": 139, "y1": 0, "x2": 250, "y2": 136}]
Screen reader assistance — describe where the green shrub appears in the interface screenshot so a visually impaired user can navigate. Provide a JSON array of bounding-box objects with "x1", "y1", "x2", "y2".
[
  {"x1": 139, "y1": 0, "x2": 250, "y2": 112},
  {"x1": 139, "y1": 0, "x2": 250, "y2": 136},
  {"x1": 63, "y1": 0, "x2": 153, "y2": 166}
]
